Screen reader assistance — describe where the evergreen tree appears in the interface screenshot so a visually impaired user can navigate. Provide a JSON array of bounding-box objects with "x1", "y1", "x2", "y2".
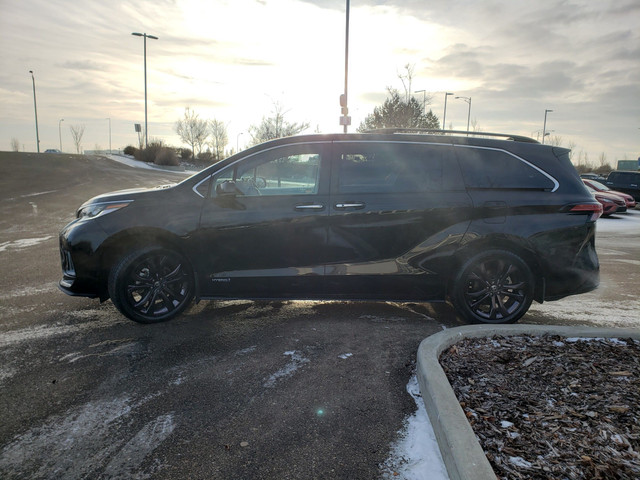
[{"x1": 358, "y1": 89, "x2": 440, "y2": 132}]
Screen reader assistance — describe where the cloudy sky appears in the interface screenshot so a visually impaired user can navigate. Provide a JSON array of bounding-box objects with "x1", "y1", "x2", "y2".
[{"x1": 1, "y1": 0, "x2": 638, "y2": 164}]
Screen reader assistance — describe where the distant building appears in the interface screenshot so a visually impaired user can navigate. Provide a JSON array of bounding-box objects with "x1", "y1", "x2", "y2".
[{"x1": 616, "y1": 159, "x2": 640, "y2": 171}]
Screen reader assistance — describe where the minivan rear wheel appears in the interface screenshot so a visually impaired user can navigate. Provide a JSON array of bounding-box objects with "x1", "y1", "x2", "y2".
[
  {"x1": 452, "y1": 250, "x2": 533, "y2": 324},
  {"x1": 108, "y1": 246, "x2": 194, "y2": 323}
]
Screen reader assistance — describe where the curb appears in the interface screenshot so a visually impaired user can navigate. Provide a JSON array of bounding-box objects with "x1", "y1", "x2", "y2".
[{"x1": 416, "y1": 324, "x2": 640, "y2": 480}]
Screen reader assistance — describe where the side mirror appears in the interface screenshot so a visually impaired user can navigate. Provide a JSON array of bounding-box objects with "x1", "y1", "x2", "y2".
[{"x1": 216, "y1": 180, "x2": 239, "y2": 196}]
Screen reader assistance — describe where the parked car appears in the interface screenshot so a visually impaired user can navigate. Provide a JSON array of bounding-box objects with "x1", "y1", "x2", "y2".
[
  {"x1": 584, "y1": 184, "x2": 626, "y2": 216},
  {"x1": 44, "y1": 149, "x2": 62, "y2": 153},
  {"x1": 605, "y1": 171, "x2": 640, "y2": 202},
  {"x1": 583, "y1": 179, "x2": 637, "y2": 209},
  {"x1": 580, "y1": 173, "x2": 606, "y2": 182},
  {"x1": 59, "y1": 131, "x2": 602, "y2": 325}
]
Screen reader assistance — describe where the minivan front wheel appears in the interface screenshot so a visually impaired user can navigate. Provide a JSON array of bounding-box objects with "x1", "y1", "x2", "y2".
[
  {"x1": 108, "y1": 247, "x2": 194, "y2": 323},
  {"x1": 452, "y1": 250, "x2": 533, "y2": 324}
]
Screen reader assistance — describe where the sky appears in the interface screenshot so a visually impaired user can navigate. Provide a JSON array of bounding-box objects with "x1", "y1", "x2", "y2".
[{"x1": 1, "y1": 0, "x2": 638, "y2": 165}]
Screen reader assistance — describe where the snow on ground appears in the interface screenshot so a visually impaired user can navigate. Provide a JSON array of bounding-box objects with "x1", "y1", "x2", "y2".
[
  {"x1": 0, "y1": 236, "x2": 52, "y2": 252},
  {"x1": 595, "y1": 209, "x2": 640, "y2": 234},
  {"x1": 381, "y1": 375, "x2": 449, "y2": 479},
  {"x1": 106, "y1": 154, "x2": 194, "y2": 175},
  {"x1": 0, "y1": 395, "x2": 175, "y2": 479}
]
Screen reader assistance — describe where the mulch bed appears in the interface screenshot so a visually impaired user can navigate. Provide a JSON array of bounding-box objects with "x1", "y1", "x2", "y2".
[{"x1": 439, "y1": 334, "x2": 640, "y2": 479}]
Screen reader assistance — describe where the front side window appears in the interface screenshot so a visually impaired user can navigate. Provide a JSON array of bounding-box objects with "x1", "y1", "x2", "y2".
[{"x1": 213, "y1": 146, "x2": 323, "y2": 196}]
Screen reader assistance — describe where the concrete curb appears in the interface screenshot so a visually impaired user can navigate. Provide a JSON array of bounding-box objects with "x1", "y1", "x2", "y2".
[{"x1": 416, "y1": 324, "x2": 640, "y2": 480}]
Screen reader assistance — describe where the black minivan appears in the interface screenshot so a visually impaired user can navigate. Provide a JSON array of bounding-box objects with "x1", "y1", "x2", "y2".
[
  {"x1": 605, "y1": 170, "x2": 640, "y2": 202},
  {"x1": 59, "y1": 131, "x2": 602, "y2": 324}
]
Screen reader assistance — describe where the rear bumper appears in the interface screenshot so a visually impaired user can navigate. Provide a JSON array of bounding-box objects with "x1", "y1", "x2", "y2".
[
  {"x1": 57, "y1": 281, "x2": 99, "y2": 299},
  {"x1": 542, "y1": 234, "x2": 599, "y2": 301}
]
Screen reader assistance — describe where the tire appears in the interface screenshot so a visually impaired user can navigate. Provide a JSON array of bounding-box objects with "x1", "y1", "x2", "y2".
[
  {"x1": 108, "y1": 246, "x2": 194, "y2": 323},
  {"x1": 452, "y1": 250, "x2": 534, "y2": 324}
]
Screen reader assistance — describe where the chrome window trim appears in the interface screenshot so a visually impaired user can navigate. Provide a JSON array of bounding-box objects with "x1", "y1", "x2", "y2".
[
  {"x1": 333, "y1": 139, "x2": 560, "y2": 193},
  {"x1": 193, "y1": 176, "x2": 211, "y2": 198}
]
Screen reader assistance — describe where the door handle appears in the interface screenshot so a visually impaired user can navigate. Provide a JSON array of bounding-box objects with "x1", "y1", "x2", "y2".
[
  {"x1": 295, "y1": 203, "x2": 325, "y2": 211},
  {"x1": 335, "y1": 202, "x2": 365, "y2": 209}
]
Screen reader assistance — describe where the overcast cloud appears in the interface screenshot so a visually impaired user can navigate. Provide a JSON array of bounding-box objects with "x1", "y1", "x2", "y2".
[{"x1": 0, "y1": 0, "x2": 638, "y2": 163}]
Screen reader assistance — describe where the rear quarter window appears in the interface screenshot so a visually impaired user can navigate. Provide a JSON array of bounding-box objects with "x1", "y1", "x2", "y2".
[{"x1": 456, "y1": 147, "x2": 556, "y2": 190}]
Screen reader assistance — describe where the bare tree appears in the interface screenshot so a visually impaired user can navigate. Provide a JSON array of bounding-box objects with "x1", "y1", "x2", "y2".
[
  {"x1": 398, "y1": 64, "x2": 415, "y2": 102},
  {"x1": 567, "y1": 140, "x2": 577, "y2": 161},
  {"x1": 248, "y1": 102, "x2": 309, "y2": 146},
  {"x1": 69, "y1": 125, "x2": 86, "y2": 154},
  {"x1": 208, "y1": 119, "x2": 228, "y2": 161},
  {"x1": 598, "y1": 152, "x2": 607, "y2": 168},
  {"x1": 175, "y1": 108, "x2": 208, "y2": 158},
  {"x1": 548, "y1": 135, "x2": 563, "y2": 147},
  {"x1": 10, "y1": 137, "x2": 20, "y2": 152}
]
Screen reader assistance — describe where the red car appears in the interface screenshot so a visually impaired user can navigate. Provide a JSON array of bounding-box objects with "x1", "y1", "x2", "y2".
[
  {"x1": 584, "y1": 184, "x2": 626, "y2": 216},
  {"x1": 583, "y1": 179, "x2": 637, "y2": 209}
]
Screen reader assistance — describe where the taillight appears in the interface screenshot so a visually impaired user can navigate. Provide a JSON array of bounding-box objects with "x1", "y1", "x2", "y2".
[{"x1": 569, "y1": 203, "x2": 603, "y2": 222}]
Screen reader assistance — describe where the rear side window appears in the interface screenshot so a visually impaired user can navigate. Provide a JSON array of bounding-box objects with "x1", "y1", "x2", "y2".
[
  {"x1": 457, "y1": 147, "x2": 555, "y2": 190},
  {"x1": 335, "y1": 143, "x2": 459, "y2": 194}
]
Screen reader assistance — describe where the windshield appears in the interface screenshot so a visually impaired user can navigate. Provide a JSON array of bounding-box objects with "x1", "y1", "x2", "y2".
[{"x1": 588, "y1": 180, "x2": 609, "y2": 191}]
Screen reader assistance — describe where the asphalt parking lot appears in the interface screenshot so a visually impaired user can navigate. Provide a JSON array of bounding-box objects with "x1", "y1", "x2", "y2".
[{"x1": 1, "y1": 152, "x2": 638, "y2": 479}]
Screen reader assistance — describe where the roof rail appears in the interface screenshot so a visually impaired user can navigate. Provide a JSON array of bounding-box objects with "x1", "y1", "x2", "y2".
[{"x1": 363, "y1": 128, "x2": 539, "y2": 144}]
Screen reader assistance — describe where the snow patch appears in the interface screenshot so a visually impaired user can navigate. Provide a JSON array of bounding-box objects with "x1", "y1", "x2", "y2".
[
  {"x1": 263, "y1": 350, "x2": 310, "y2": 388},
  {"x1": 0, "y1": 282, "x2": 58, "y2": 301},
  {"x1": 381, "y1": 375, "x2": 449, "y2": 479},
  {"x1": 103, "y1": 414, "x2": 175, "y2": 479},
  {"x1": 529, "y1": 297, "x2": 640, "y2": 328},
  {"x1": 509, "y1": 456, "x2": 533, "y2": 468},
  {"x1": 0, "y1": 236, "x2": 53, "y2": 253},
  {"x1": 338, "y1": 353, "x2": 353, "y2": 359},
  {"x1": 235, "y1": 345, "x2": 257, "y2": 356},
  {"x1": 0, "y1": 312, "x2": 127, "y2": 348},
  {"x1": 0, "y1": 395, "x2": 175, "y2": 478}
]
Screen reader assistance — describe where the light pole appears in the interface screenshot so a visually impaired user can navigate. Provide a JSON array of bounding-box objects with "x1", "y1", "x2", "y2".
[
  {"x1": 340, "y1": 0, "x2": 351, "y2": 133},
  {"x1": 237, "y1": 132, "x2": 244, "y2": 152},
  {"x1": 442, "y1": 92, "x2": 454, "y2": 131},
  {"x1": 106, "y1": 118, "x2": 111, "y2": 153},
  {"x1": 131, "y1": 32, "x2": 158, "y2": 148},
  {"x1": 29, "y1": 70, "x2": 40, "y2": 153},
  {"x1": 58, "y1": 118, "x2": 64, "y2": 151},
  {"x1": 542, "y1": 109, "x2": 553, "y2": 144},
  {"x1": 455, "y1": 96, "x2": 472, "y2": 134}
]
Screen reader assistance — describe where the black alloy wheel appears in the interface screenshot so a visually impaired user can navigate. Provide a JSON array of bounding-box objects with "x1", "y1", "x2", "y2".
[
  {"x1": 108, "y1": 247, "x2": 194, "y2": 323},
  {"x1": 453, "y1": 250, "x2": 533, "y2": 324}
]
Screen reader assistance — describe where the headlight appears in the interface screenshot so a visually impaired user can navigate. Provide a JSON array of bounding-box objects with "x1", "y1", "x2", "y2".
[{"x1": 77, "y1": 201, "x2": 132, "y2": 219}]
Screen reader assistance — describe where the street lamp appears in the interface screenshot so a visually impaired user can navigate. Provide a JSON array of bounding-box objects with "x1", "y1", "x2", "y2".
[
  {"x1": 455, "y1": 96, "x2": 472, "y2": 134},
  {"x1": 442, "y1": 92, "x2": 454, "y2": 131},
  {"x1": 106, "y1": 118, "x2": 111, "y2": 153},
  {"x1": 542, "y1": 109, "x2": 553, "y2": 144},
  {"x1": 58, "y1": 118, "x2": 64, "y2": 151},
  {"x1": 131, "y1": 32, "x2": 158, "y2": 148},
  {"x1": 340, "y1": 0, "x2": 351, "y2": 133},
  {"x1": 29, "y1": 70, "x2": 40, "y2": 153},
  {"x1": 237, "y1": 132, "x2": 244, "y2": 152}
]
